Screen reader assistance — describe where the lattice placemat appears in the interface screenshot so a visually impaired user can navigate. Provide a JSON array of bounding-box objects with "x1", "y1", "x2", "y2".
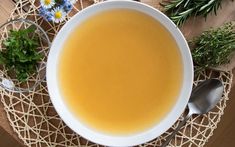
[{"x1": 0, "y1": 0, "x2": 233, "y2": 146}]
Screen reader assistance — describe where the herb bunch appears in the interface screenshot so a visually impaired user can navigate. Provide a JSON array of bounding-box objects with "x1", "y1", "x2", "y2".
[
  {"x1": 191, "y1": 22, "x2": 235, "y2": 69},
  {"x1": 161, "y1": 0, "x2": 233, "y2": 26},
  {"x1": 0, "y1": 26, "x2": 42, "y2": 82}
]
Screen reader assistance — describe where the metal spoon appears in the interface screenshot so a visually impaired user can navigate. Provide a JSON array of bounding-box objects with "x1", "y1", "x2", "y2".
[{"x1": 161, "y1": 79, "x2": 224, "y2": 147}]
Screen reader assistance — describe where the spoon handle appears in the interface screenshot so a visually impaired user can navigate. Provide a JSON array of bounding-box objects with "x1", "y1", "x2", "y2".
[{"x1": 161, "y1": 112, "x2": 192, "y2": 147}]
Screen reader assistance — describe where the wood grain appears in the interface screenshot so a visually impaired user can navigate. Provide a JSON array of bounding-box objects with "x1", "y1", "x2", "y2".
[
  {"x1": 0, "y1": 0, "x2": 14, "y2": 24},
  {"x1": 0, "y1": 0, "x2": 235, "y2": 147},
  {"x1": 0, "y1": 126, "x2": 22, "y2": 147}
]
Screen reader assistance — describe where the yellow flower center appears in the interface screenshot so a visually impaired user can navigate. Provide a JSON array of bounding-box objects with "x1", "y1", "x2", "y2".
[
  {"x1": 44, "y1": 0, "x2": 51, "y2": 5},
  {"x1": 54, "y1": 11, "x2": 62, "y2": 19}
]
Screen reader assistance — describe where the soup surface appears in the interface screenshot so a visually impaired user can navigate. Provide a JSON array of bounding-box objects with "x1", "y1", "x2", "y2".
[{"x1": 58, "y1": 9, "x2": 183, "y2": 135}]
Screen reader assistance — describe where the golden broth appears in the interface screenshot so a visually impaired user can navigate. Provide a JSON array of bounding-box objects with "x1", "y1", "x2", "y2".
[{"x1": 58, "y1": 9, "x2": 183, "y2": 135}]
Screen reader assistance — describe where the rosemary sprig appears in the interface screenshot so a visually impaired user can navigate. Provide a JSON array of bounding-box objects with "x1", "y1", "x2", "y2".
[
  {"x1": 191, "y1": 22, "x2": 235, "y2": 69},
  {"x1": 161, "y1": 0, "x2": 233, "y2": 26}
]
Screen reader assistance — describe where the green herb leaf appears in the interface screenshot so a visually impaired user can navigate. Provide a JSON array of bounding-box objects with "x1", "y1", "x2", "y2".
[
  {"x1": 191, "y1": 22, "x2": 235, "y2": 69},
  {"x1": 0, "y1": 26, "x2": 42, "y2": 82},
  {"x1": 161, "y1": 0, "x2": 233, "y2": 26}
]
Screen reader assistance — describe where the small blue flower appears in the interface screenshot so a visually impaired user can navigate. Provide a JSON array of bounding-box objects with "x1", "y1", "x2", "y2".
[
  {"x1": 39, "y1": 7, "x2": 53, "y2": 22},
  {"x1": 45, "y1": 13, "x2": 53, "y2": 21},
  {"x1": 61, "y1": 0, "x2": 68, "y2": 5},
  {"x1": 63, "y1": 1, "x2": 73, "y2": 12},
  {"x1": 39, "y1": 7, "x2": 46, "y2": 15}
]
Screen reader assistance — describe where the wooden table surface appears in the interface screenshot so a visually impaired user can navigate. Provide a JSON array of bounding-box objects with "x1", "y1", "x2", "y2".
[{"x1": 0, "y1": 0, "x2": 235, "y2": 147}]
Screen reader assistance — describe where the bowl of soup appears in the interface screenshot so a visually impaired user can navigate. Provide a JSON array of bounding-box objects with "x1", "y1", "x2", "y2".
[{"x1": 46, "y1": 0, "x2": 193, "y2": 146}]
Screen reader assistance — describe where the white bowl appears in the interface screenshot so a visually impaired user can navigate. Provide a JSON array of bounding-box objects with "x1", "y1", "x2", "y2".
[{"x1": 47, "y1": 1, "x2": 193, "y2": 146}]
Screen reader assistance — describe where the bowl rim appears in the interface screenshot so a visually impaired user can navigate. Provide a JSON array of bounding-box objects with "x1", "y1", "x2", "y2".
[{"x1": 46, "y1": 0, "x2": 194, "y2": 146}]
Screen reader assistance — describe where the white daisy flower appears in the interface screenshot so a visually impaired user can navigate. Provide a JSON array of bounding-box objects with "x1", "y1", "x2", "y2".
[
  {"x1": 51, "y1": 7, "x2": 66, "y2": 23},
  {"x1": 40, "y1": 0, "x2": 55, "y2": 9}
]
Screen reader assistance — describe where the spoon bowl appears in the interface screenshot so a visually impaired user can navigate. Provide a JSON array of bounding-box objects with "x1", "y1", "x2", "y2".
[{"x1": 188, "y1": 79, "x2": 224, "y2": 115}]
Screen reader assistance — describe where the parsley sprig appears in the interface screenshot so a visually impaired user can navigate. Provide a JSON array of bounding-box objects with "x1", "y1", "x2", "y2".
[{"x1": 0, "y1": 26, "x2": 42, "y2": 82}]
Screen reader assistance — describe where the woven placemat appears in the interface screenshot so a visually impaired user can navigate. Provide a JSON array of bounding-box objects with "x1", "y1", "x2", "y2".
[{"x1": 0, "y1": 0, "x2": 233, "y2": 146}]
